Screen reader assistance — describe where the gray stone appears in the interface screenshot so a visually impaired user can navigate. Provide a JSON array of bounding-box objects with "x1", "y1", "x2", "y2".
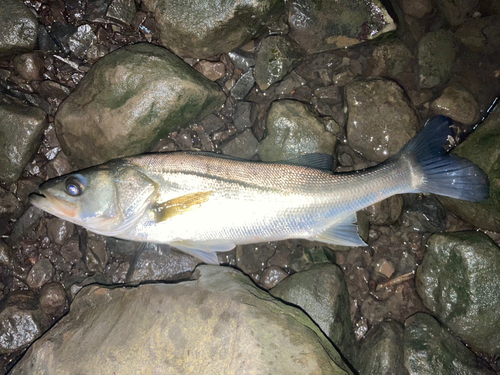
[
  {"x1": 47, "y1": 218, "x2": 75, "y2": 245},
  {"x1": 438, "y1": 105, "x2": 500, "y2": 231},
  {"x1": 363, "y1": 195, "x2": 403, "y2": 226},
  {"x1": 455, "y1": 15, "x2": 500, "y2": 54},
  {"x1": 417, "y1": 30, "x2": 457, "y2": 89},
  {"x1": 345, "y1": 78, "x2": 419, "y2": 163},
  {"x1": 259, "y1": 100, "x2": 336, "y2": 161},
  {"x1": 0, "y1": 240, "x2": 14, "y2": 266},
  {"x1": 68, "y1": 24, "x2": 97, "y2": 59},
  {"x1": 7, "y1": 206, "x2": 43, "y2": 247},
  {"x1": 126, "y1": 243, "x2": 200, "y2": 284},
  {"x1": 0, "y1": 291, "x2": 48, "y2": 354},
  {"x1": 286, "y1": 0, "x2": 396, "y2": 54},
  {"x1": 401, "y1": 0, "x2": 432, "y2": 18},
  {"x1": 0, "y1": 98, "x2": 47, "y2": 183},
  {"x1": 254, "y1": 36, "x2": 302, "y2": 91},
  {"x1": 220, "y1": 129, "x2": 259, "y2": 159},
  {"x1": 55, "y1": 43, "x2": 225, "y2": 168},
  {"x1": 39, "y1": 282, "x2": 68, "y2": 318},
  {"x1": 437, "y1": 0, "x2": 478, "y2": 26},
  {"x1": 233, "y1": 101, "x2": 256, "y2": 131},
  {"x1": 400, "y1": 195, "x2": 446, "y2": 233},
  {"x1": 271, "y1": 263, "x2": 358, "y2": 366},
  {"x1": 106, "y1": 0, "x2": 136, "y2": 25},
  {"x1": 404, "y1": 313, "x2": 495, "y2": 375},
  {"x1": 81, "y1": 231, "x2": 109, "y2": 273},
  {"x1": 0, "y1": 187, "x2": 21, "y2": 222},
  {"x1": 10, "y1": 266, "x2": 352, "y2": 374},
  {"x1": 416, "y1": 232, "x2": 500, "y2": 356},
  {"x1": 431, "y1": 85, "x2": 480, "y2": 125},
  {"x1": 228, "y1": 51, "x2": 256, "y2": 71},
  {"x1": 60, "y1": 237, "x2": 82, "y2": 264},
  {"x1": 260, "y1": 266, "x2": 288, "y2": 289},
  {"x1": 13, "y1": 52, "x2": 44, "y2": 81},
  {"x1": 230, "y1": 68, "x2": 255, "y2": 100},
  {"x1": 370, "y1": 40, "x2": 413, "y2": 78},
  {"x1": 26, "y1": 259, "x2": 55, "y2": 289},
  {"x1": 142, "y1": 0, "x2": 284, "y2": 59},
  {"x1": 358, "y1": 320, "x2": 407, "y2": 375},
  {"x1": 0, "y1": 0, "x2": 38, "y2": 55}
]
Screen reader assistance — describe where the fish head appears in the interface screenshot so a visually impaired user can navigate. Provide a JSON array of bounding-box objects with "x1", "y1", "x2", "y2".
[{"x1": 29, "y1": 163, "x2": 158, "y2": 236}]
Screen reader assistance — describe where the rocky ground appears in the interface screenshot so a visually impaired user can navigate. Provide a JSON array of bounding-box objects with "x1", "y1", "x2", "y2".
[{"x1": 1, "y1": 0, "x2": 500, "y2": 373}]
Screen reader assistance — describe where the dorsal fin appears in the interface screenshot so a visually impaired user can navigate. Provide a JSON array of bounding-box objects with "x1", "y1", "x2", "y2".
[{"x1": 279, "y1": 153, "x2": 334, "y2": 171}]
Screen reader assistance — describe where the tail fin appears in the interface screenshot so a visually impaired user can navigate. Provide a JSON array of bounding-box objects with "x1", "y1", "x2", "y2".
[{"x1": 400, "y1": 116, "x2": 489, "y2": 202}]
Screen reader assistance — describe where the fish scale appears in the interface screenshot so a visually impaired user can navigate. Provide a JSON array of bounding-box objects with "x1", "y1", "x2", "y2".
[{"x1": 30, "y1": 116, "x2": 489, "y2": 264}]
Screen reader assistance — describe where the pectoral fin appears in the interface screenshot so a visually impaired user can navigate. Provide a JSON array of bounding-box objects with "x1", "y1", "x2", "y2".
[
  {"x1": 310, "y1": 213, "x2": 367, "y2": 247},
  {"x1": 154, "y1": 191, "x2": 213, "y2": 222},
  {"x1": 170, "y1": 240, "x2": 236, "y2": 265}
]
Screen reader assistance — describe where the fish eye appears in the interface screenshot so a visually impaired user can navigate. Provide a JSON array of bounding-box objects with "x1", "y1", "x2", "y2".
[{"x1": 65, "y1": 175, "x2": 86, "y2": 196}]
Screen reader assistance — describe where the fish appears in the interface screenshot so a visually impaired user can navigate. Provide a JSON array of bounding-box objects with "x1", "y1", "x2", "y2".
[{"x1": 29, "y1": 116, "x2": 489, "y2": 265}]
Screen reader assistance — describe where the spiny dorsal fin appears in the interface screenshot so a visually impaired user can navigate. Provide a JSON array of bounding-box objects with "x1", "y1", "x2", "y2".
[{"x1": 154, "y1": 191, "x2": 213, "y2": 222}]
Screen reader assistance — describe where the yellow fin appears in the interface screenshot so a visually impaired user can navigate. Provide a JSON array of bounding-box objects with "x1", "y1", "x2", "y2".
[{"x1": 154, "y1": 191, "x2": 213, "y2": 222}]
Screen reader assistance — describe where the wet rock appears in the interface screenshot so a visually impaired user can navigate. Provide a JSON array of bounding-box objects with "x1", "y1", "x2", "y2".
[
  {"x1": 13, "y1": 53, "x2": 44, "y2": 81},
  {"x1": 65, "y1": 272, "x2": 113, "y2": 300},
  {"x1": 400, "y1": 195, "x2": 446, "y2": 233},
  {"x1": 0, "y1": 97, "x2": 47, "y2": 183},
  {"x1": 401, "y1": 0, "x2": 432, "y2": 18},
  {"x1": 81, "y1": 231, "x2": 109, "y2": 273},
  {"x1": 10, "y1": 266, "x2": 352, "y2": 374},
  {"x1": 39, "y1": 282, "x2": 67, "y2": 318},
  {"x1": 55, "y1": 43, "x2": 225, "y2": 168},
  {"x1": 228, "y1": 51, "x2": 256, "y2": 71},
  {"x1": 437, "y1": 0, "x2": 478, "y2": 27},
  {"x1": 236, "y1": 243, "x2": 275, "y2": 276},
  {"x1": 0, "y1": 187, "x2": 22, "y2": 222},
  {"x1": 0, "y1": 241, "x2": 14, "y2": 266},
  {"x1": 46, "y1": 218, "x2": 74, "y2": 245},
  {"x1": 363, "y1": 195, "x2": 403, "y2": 226},
  {"x1": 289, "y1": 244, "x2": 335, "y2": 272},
  {"x1": 26, "y1": 259, "x2": 55, "y2": 289},
  {"x1": 455, "y1": 15, "x2": 500, "y2": 54},
  {"x1": 370, "y1": 40, "x2": 413, "y2": 78},
  {"x1": 230, "y1": 68, "x2": 255, "y2": 100},
  {"x1": 106, "y1": 0, "x2": 136, "y2": 25},
  {"x1": 358, "y1": 320, "x2": 407, "y2": 375},
  {"x1": 7, "y1": 206, "x2": 43, "y2": 247},
  {"x1": 37, "y1": 25, "x2": 59, "y2": 52},
  {"x1": 126, "y1": 243, "x2": 200, "y2": 284},
  {"x1": 430, "y1": 85, "x2": 480, "y2": 125},
  {"x1": 86, "y1": 43, "x2": 108, "y2": 63},
  {"x1": 142, "y1": 0, "x2": 284, "y2": 59},
  {"x1": 271, "y1": 263, "x2": 358, "y2": 365},
  {"x1": 345, "y1": 78, "x2": 419, "y2": 163},
  {"x1": 407, "y1": 89, "x2": 433, "y2": 107},
  {"x1": 45, "y1": 151, "x2": 74, "y2": 178},
  {"x1": 233, "y1": 101, "x2": 256, "y2": 131},
  {"x1": 68, "y1": 24, "x2": 97, "y2": 59},
  {"x1": 0, "y1": 0, "x2": 38, "y2": 55},
  {"x1": 194, "y1": 60, "x2": 226, "y2": 81},
  {"x1": 417, "y1": 30, "x2": 457, "y2": 89},
  {"x1": 49, "y1": 23, "x2": 78, "y2": 54},
  {"x1": 416, "y1": 232, "x2": 500, "y2": 355},
  {"x1": 404, "y1": 313, "x2": 495, "y2": 375},
  {"x1": 254, "y1": 36, "x2": 302, "y2": 91},
  {"x1": 220, "y1": 129, "x2": 258, "y2": 159},
  {"x1": 374, "y1": 258, "x2": 395, "y2": 279},
  {"x1": 258, "y1": 100, "x2": 336, "y2": 161},
  {"x1": 60, "y1": 237, "x2": 82, "y2": 264},
  {"x1": 439, "y1": 105, "x2": 500, "y2": 231},
  {"x1": 260, "y1": 266, "x2": 288, "y2": 289},
  {"x1": 0, "y1": 291, "x2": 48, "y2": 354},
  {"x1": 286, "y1": 0, "x2": 396, "y2": 54}
]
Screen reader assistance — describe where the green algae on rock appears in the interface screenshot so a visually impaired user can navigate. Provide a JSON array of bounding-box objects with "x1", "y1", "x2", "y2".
[{"x1": 55, "y1": 43, "x2": 226, "y2": 168}]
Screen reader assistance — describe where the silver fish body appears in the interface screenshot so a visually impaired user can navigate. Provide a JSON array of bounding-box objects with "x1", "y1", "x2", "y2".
[{"x1": 29, "y1": 116, "x2": 489, "y2": 264}]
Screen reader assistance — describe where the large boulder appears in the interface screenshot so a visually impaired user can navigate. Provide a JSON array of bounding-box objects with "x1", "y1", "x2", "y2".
[
  {"x1": 55, "y1": 43, "x2": 226, "y2": 168},
  {"x1": 10, "y1": 266, "x2": 353, "y2": 375},
  {"x1": 0, "y1": 0, "x2": 38, "y2": 55}
]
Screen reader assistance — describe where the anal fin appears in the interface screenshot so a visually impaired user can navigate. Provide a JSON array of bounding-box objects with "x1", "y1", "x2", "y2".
[
  {"x1": 170, "y1": 240, "x2": 236, "y2": 265},
  {"x1": 310, "y1": 213, "x2": 367, "y2": 247}
]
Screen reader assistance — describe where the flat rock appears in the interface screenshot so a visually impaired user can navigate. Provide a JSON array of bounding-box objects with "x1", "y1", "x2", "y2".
[
  {"x1": 10, "y1": 266, "x2": 352, "y2": 375},
  {"x1": 416, "y1": 232, "x2": 500, "y2": 356},
  {"x1": 430, "y1": 85, "x2": 480, "y2": 125},
  {"x1": 142, "y1": 0, "x2": 284, "y2": 59},
  {"x1": 55, "y1": 43, "x2": 225, "y2": 168},
  {"x1": 345, "y1": 78, "x2": 419, "y2": 163},
  {"x1": 0, "y1": 0, "x2": 38, "y2": 55},
  {"x1": 258, "y1": 100, "x2": 336, "y2": 161},
  {"x1": 286, "y1": 0, "x2": 396, "y2": 54}
]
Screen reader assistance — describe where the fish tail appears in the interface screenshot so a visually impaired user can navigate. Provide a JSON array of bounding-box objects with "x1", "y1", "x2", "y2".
[{"x1": 401, "y1": 116, "x2": 489, "y2": 202}]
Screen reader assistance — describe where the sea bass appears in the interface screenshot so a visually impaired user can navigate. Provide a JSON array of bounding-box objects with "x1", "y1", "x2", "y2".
[{"x1": 29, "y1": 116, "x2": 489, "y2": 264}]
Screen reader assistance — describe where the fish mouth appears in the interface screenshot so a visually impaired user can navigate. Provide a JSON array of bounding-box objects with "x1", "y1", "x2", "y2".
[{"x1": 29, "y1": 191, "x2": 78, "y2": 218}]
